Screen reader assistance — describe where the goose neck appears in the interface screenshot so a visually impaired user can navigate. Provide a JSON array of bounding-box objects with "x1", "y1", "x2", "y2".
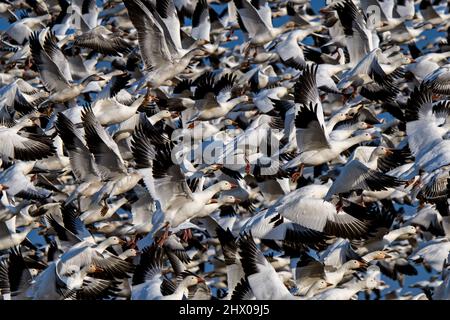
[
  {"x1": 383, "y1": 228, "x2": 405, "y2": 243},
  {"x1": 338, "y1": 135, "x2": 369, "y2": 150},
  {"x1": 326, "y1": 116, "x2": 343, "y2": 132},
  {"x1": 198, "y1": 184, "x2": 222, "y2": 200},
  {"x1": 96, "y1": 238, "x2": 115, "y2": 253}
]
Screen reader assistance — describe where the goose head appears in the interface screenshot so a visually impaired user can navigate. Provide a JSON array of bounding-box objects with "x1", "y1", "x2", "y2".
[
  {"x1": 399, "y1": 225, "x2": 418, "y2": 238},
  {"x1": 157, "y1": 110, "x2": 173, "y2": 120},
  {"x1": 120, "y1": 248, "x2": 139, "y2": 260},
  {"x1": 83, "y1": 264, "x2": 100, "y2": 274},
  {"x1": 97, "y1": 236, "x2": 126, "y2": 251},
  {"x1": 357, "y1": 132, "x2": 377, "y2": 142},
  {"x1": 331, "y1": 111, "x2": 352, "y2": 123},
  {"x1": 29, "y1": 268, "x2": 39, "y2": 277},
  {"x1": 373, "y1": 146, "x2": 394, "y2": 157},
  {"x1": 311, "y1": 279, "x2": 334, "y2": 292},
  {"x1": 386, "y1": 225, "x2": 417, "y2": 242},
  {"x1": 107, "y1": 236, "x2": 126, "y2": 245},
  {"x1": 357, "y1": 121, "x2": 373, "y2": 130},
  {"x1": 179, "y1": 273, "x2": 205, "y2": 288},
  {"x1": 215, "y1": 180, "x2": 239, "y2": 192},
  {"x1": 369, "y1": 251, "x2": 392, "y2": 261},
  {"x1": 219, "y1": 195, "x2": 240, "y2": 205},
  {"x1": 344, "y1": 259, "x2": 367, "y2": 271}
]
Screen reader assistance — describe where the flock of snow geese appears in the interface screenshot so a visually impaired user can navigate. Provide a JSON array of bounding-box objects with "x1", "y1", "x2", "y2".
[{"x1": 0, "y1": 0, "x2": 450, "y2": 301}]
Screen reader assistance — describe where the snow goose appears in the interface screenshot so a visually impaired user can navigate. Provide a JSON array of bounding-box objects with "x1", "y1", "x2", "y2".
[
  {"x1": 74, "y1": 105, "x2": 140, "y2": 205},
  {"x1": 55, "y1": 235, "x2": 133, "y2": 280},
  {"x1": 404, "y1": 51, "x2": 450, "y2": 82},
  {"x1": 0, "y1": 79, "x2": 45, "y2": 109},
  {"x1": 292, "y1": 64, "x2": 325, "y2": 122},
  {"x1": 423, "y1": 65, "x2": 450, "y2": 95},
  {"x1": 115, "y1": 189, "x2": 155, "y2": 237},
  {"x1": 0, "y1": 248, "x2": 35, "y2": 300},
  {"x1": 4, "y1": 12, "x2": 51, "y2": 45},
  {"x1": 359, "y1": 0, "x2": 406, "y2": 30},
  {"x1": 416, "y1": 171, "x2": 450, "y2": 217},
  {"x1": 238, "y1": 232, "x2": 295, "y2": 300},
  {"x1": 230, "y1": 277, "x2": 255, "y2": 300},
  {"x1": 410, "y1": 237, "x2": 450, "y2": 272},
  {"x1": 108, "y1": 109, "x2": 174, "y2": 144},
  {"x1": 131, "y1": 128, "x2": 237, "y2": 239},
  {"x1": 189, "y1": 72, "x2": 248, "y2": 122},
  {"x1": 355, "y1": 225, "x2": 417, "y2": 255},
  {"x1": 405, "y1": 204, "x2": 446, "y2": 236},
  {"x1": 273, "y1": 196, "x2": 370, "y2": 239},
  {"x1": 241, "y1": 200, "x2": 360, "y2": 256},
  {"x1": 54, "y1": 111, "x2": 103, "y2": 203},
  {"x1": 310, "y1": 275, "x2": 379, "y2": 300},
  {"x1": 123, "y1": 0, "x2": 207, "y2": 89},
  {"x1": 376, "y1": 248, "x2": 418, "y2": 286},
  {"x1": 294, "y1": 253, "x2": 365, "y2": 294},
  {"x1": 191, "y1": 0, "x2": 211, "y2": 43},
  {"x1": 275, "y1": 28, "x2": 322, "y2": 70},
  {"x1": 250, "y1": 85, "x2": 291, "y2": 114},
  {"x1": 433, "y1": 255, "x2": 450, "y2": 299},
  {"x1": 396, "y1": 0, "x2": 415, "y2": 19},
  {"x1": 80, "y1": 105, "x2": 127, "y2": 180},
  {"x1": 419, "y1": 0, "x2": 450, "y2": 26},
  {"x1": 329, "y1": 118, "x2": 373, "y2": 141},
  {"x1": 79, "y1": 197, "x2": 128, "y2": 225},
  {"x1": 284, "y1": 103, "x2": 375, "y2": 170},
  {"x1": 361, "y1": 250, "x2": 392, "y2": 263},
  {"x1": 131, "y1": 245, "x2": 204, "y2": 300},
  {"x1": 403, "y1": 84, "x2": 450, "y2": 176},
  {"x1": 29, "y1": 31, "x2": 104, "y2": 106},
  {"x1": 0, "y1": 192, "x2": 32, "y2": 222},
  {"x1": 0, "y1": 217, "x2": 42, "y2": 251},
  {"x1": 55, "y1": 263, "x2": 101, "y2": 295},
  {"x1": 90, "y1": 95, "x2": 146, "y2": 126},
  {"x1": 349, "y1": 145, "x2": 411, "y2": 172},
  {"x1": 214, "y1": 225, "x2": 245, "y2": 299},
  {"x1": 196, "y1": 195, "x2": 241, "y2": 219},
  {"x1": 0, "y1": 113, "x2": 55, "y2": 161},
  {"x1": 28, "y1": 260, "x2": 106, "y2": 300},
  {"x1": 323, "y1": 159, "x2": 404, "y2": 202},
  {"x1": 233, "y1": 0, "x2": 297, "y2": 50},
  {"x1": 27, "y1": 261, "x2": 72, "y2": 300},
  {"x1": 73, "y1": 25, "x2": 132, "y2": 56},
  {"x1": 325, "y1": 0, "x2": 374, "y2": 66},
  {"x1": 70, "y1": 0, "x2": 101, "y2": 32},
  {"x1": 0, "y1": 161, "x2": 52, "y2": 200},
  {"x1": 337, "y1": 48, "x2": 398, "y2": 94}
]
